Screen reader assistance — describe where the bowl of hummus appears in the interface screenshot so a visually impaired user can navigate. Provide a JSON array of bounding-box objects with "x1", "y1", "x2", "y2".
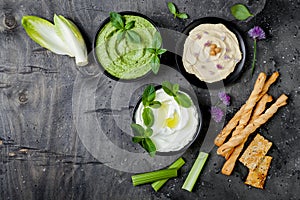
[
  {"x1": 94, "y1": 11, "x2": 159, "y2": 81},
  {"x1": 176, "y1": 17, "x2": 246, "y2": 88},
  {"x1": 132, "y1": 85, "x2": 202, "y2": 155}
]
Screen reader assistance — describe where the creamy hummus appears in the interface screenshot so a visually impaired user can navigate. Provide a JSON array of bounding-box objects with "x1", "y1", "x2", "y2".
[
  {"x1": 134, "y1": 88, "x2": 199, "y2": 152},
  {"x1": 182, "y1": 23, "x2": 242, "y2": 83},
  {"x1": 95, "y1": 15, "x2": 157, "y2": 80}
]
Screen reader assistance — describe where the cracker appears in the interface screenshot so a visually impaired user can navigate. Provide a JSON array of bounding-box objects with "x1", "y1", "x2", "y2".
[
  {"x1": 239, "y1": 134, "x2": 272, "y2": 170},
  {"x1": 245, "y1": 156, "x2": 272, "y2": 189}
]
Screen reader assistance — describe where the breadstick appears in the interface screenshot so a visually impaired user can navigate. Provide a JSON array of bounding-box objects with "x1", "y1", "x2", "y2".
[
  {"x1": 217, "y1": 94, "x2": 288, "y2": 157},
  {"x1": 221, "y1": 94, "x2": 273, "y2": 175},
  {"x1": 214, "y1": 72, "x2": 267, "y2": 147},
  {"x1": 258, "y1": 72, "x2": 279, "y2": 100}
]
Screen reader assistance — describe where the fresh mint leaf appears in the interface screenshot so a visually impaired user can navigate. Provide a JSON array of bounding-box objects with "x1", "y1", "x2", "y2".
[
  {"x1": 126, "y1": 30, "x2": 141, "y2": 43},
  {"x1": 110, "y1": 12, "x2": 125, "y2": 30},
  {"x1": 167, "y1": 2, "x2": 177, "y2": 15},
  {"x1": 142, "y1": 107, "x2": 154, "y2": 127},
  {"x1": 174, "y1": 93, "x2": 192, "y2": 108},
  {"x1": 157, "y1": 48, "x2": 167, "y2": 55},
  {"x1": 145, "y1": 127, "x2": 153, "y2": 137},
  {"x1": 142, "y1": 138, "x2": 156, "y2": 157},
  {"x1": 149, "y1": 101, "x2": 161, "y2": 109},
  {"x1": 172, "y1": 83, "x2": 179, "y2": 95},
  {"x1": 150, "y1": 55, "x2": 160, "y2": 74},
  {"x1": 131, "y1": 123, "x2": 145, "y2": 137},
  {"x1": 142, "y1": 85, "x2": 156, "y2": 106},
  {"x1": 132, "y1": 136, "x2": 143, "y2": 143},
  {"x1": 176, "y1": 13, "x2": 188, "y2": 19},
  {"x1": 152, "y1": 31, "x2": 162, "y2": 49},
  {"x1": 230, "y1": 4, "x2": 253, "y2": 21},
  {"x1": 116, "y1": 30, "x2": 125, "y2": 43},
  {"x1": 125, "y1": 21, "x2": 135, "y2": 30},
  {"x1": 162, "y1": 81, "x2": 175, "y2": 96}
]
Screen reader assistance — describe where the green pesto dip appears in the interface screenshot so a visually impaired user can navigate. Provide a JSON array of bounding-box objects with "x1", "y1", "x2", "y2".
[{"x1": 95, "y1": 15, "x2": 157, "y2": 80}]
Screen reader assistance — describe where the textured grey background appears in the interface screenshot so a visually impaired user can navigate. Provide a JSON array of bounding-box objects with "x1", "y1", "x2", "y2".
[{"x1": 0, "y1": 0, "x2": 299, "y2": 199}]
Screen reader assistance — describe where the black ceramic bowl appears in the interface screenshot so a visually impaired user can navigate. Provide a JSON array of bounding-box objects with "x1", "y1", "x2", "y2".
[
  {"x1": 93, "y1": 11, "x2": 159, "y2": 82},
  {"x1": 175, "y1": 17, "x2": 246, "y2": 88},
  {"x1": 132, "y1": 85, "x2": 202, "y2": 156}
]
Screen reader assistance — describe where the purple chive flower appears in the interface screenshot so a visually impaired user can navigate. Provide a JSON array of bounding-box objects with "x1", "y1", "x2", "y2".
[
  {"x1": 210, "y1": 106, "x2": 224, "y2": 123},
  {"x1": 248, "y1": 26, "x2": 266, "y2": 75},
  {"x1": 216, "y1": 64, "x2": 223, "y2": 69},
  {"x1": 224, "y1": 55, "x2": 230, "y2": 60},
  {"x1": 204, "y1": 40, "x2": 212, "y2": 47},
  {"x1": 196, "y1": 34, "x2": 202, "y2": 39},
  {"x1": 248, "y1": 26, "x2": 266, "y2": 40},
  {"x1": 218, "y1": 92, "x2": 231, "y2": 106}
]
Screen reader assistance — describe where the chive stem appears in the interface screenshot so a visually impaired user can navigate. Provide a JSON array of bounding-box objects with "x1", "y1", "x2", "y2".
[
  {"x1": 132, "y1": 168, "x2": 177, "y2": 186},
  {"x1": 151, "y1": 157, "x2": 185, "y2": 191},
  {"x1": 182, "y1": 151, "x2": 209, "y2": 192}
]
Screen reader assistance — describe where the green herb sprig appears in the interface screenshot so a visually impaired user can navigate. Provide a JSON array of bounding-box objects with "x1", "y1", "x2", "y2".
[
  {"x1": 162, "y1": 81, "x2": 192, "y2": 108},
  {"x1": 132, "y1": 85, "x2": 161, "y2": 157},
  {"x1": 109, "y1": 12, "x2": 141, "y2": 43},
  {"x1": 167, "y1": 2, "x2": 189, "y2": 19},
  {"x1": 146, "y1": 32, "x2": 167, "y2": 74},
  {"x1": 230, "y1": 4, "x2": 253, "y2": 21}
]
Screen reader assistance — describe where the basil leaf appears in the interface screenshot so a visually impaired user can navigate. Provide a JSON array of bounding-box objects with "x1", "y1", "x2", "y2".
[
  {"x1": 167, "y1": 2, "x2": 177, "y2": 15},
  {"x1": 172, "y1": 83, "x2": 179, "y2": 95},
  {"x1": 149, "y1": 101, "x2": 161, "y2": 109},
  {"x1": 132, "y1": 136, "x2": 143, "y2": 143},
  {"x1": 150, "y1": 55, "x2": 160, "y2": 74},
  {"x1": 230, "y1": 4, "x2": 253, "y2": 21},
  {"x1": 142, "y1": 138, "x2": 156, "y2": 157},
  {"x1": 131, "y1": 123, "x2": 145, "y2": 137},
  {"x1": 142, "y1": 107, "x2": 154, "y2": 127},
  {"x1": 176, "y1": 13, "x2": 188, "y2": 19},
  {"x1": 144, "y1": 128, "x2": 153, "y2": 137},
  {"x1": 110, "y1": 12, "x2": 125, "y2": 30},
  {"x1": 157, "y1": 48, "x2": 167, "y2": 55},
  {"x1": 174, "y1": 93, "x2": 192, "y2": 108},
  {"x1": 152, "y1": 31, "x2": 162, "y2": 49},
  {"x1": 142, "y1": 85, "x2": 155, "y2": 105},
  {"x1": 106, "y1": 29, "x2": 118, "y2": 39},
  {"x1": 162, "y1": 81, "x2": 175, "y2": 96},
  {"x1": 126, "y1": 30, "x2": 141, "y2": 43},
  {"x1": 146, "y1": 48, "x2": 156, "y2": 54},
  {"x1": 125, "y1": 21, "x2": 135, "y2": 30},
  {"x1": 116, "y1": 30, "x2": 125, "y2": 43}
]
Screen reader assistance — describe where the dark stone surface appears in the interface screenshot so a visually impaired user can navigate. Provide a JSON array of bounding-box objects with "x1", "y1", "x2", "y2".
[{"x1": 0, "y1": 0, "x2": 299, "y2": 199}]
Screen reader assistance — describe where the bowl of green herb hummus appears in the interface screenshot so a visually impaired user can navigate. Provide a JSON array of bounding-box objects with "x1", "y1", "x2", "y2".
[{"x1": 94, "y1": 11, "x2": 160, "y2": 81}]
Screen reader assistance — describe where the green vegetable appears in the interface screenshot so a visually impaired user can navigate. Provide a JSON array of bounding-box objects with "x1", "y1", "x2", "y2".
[
  {"x1": 167, "y1": 2, "x2": 189, "y2": 19},
  {"x1": 146, "y1": 31, "x2": 167, "y2": 74},
  {"x1": 230, "y1": 4, "x2": 253, "y2": 21},
  {"x1": 142, "y1": 85, "x2": 156, "y2": 106},
  {"x1": 151, "y1": 157, "x2": 185, "y2": 191},
  {"x1": 22, "y1": 15, "x2": 88, "y2": 66},
  {"x1": 162, "y1": 81, "x2": 192, "y2": 108},
  {"x1": 142, "y1": 107, "x2": 154, "y2": 127},
  {"x1": 131, "y1": 123, "x2": 156, "y2": 157},
  {"x1": 109, "y1": 12, "x2": 141, "y2": 43},
  {"x1": 132, "y1": 168, "x2": 177, "y2": 186},
  {"x1": 182, "y1": 152, "x2": 209, "y2": 192}
]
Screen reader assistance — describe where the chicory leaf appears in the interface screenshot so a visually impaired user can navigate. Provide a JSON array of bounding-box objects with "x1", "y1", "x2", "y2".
[{"x1": 54, "y1": 15, "x2": 88, "y2": 66}]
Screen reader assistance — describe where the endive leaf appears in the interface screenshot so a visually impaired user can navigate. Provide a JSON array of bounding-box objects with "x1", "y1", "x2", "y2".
[
  {"x1": 22, "y1": 15, "x2": 73, "y2": 56},
  {"x1": 54, "y1": 14, "x2": 88, "y2": 66}
]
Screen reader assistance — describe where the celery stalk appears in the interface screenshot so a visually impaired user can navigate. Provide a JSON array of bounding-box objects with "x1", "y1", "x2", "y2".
[
  {"x1": 182, "y1": 151, "x2": 209, "y2": 192},
  {"x1": 151, "y1": 157, "x2": 185, "y2": 191},
  {"x1": 132, "y1": 168, "x2": 177, "y2": 186}
]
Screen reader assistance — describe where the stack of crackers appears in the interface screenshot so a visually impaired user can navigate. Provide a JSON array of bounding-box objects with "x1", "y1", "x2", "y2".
[{"x1": 214, "y1": 72, "x2": 288, "y2": 189}]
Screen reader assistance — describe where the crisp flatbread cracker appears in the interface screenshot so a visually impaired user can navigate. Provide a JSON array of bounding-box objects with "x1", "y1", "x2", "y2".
[
  {"x1": 245, "y1": 156, "x2": 272, "y2": 189},
  {"x1": 239, "y1": 134, "x2": 272, "y2": 170}
]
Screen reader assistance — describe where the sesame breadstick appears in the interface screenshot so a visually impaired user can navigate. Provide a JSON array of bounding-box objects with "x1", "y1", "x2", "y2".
[{"x1": 217, "y1": 94, "x2": 288, "y2": 157}]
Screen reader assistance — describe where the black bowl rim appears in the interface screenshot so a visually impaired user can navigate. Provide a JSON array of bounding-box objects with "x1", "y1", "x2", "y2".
[
  {"x1": 132, "y1": 85, "x2": 203, "y2": 156},
  {"x1": 93, "y1": 11, "x2": 159, "y2": 82},
  {"x1": 175, "y1": 16, "x2": 247, "y2": 89}
]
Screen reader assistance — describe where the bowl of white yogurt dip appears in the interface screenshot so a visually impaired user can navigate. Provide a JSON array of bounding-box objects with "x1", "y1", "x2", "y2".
[{"x1": 132, "y1": 85, "x2": 202, "y2": 156}]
